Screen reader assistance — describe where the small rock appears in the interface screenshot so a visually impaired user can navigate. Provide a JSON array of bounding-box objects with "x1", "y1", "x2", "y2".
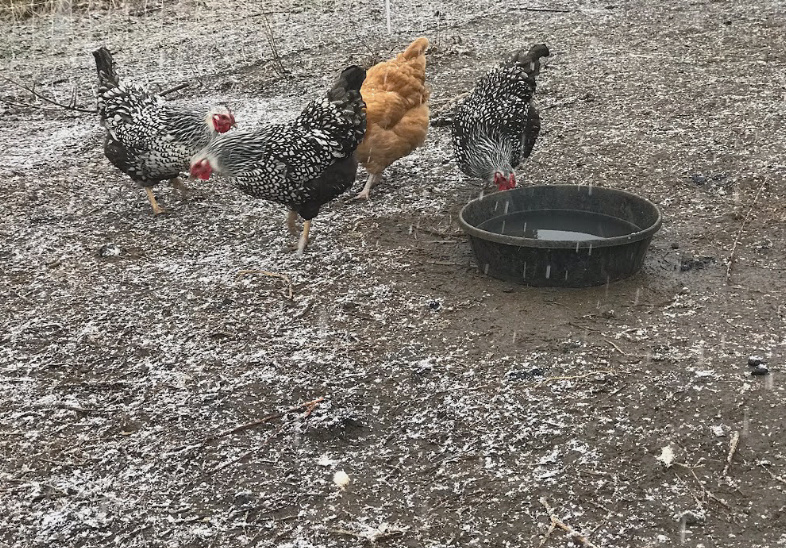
[
  {"x1": 711, "y1": 425, "x2": 725, "y2": 437},
  {"x1": 428, "y1": 300, "x2": 441, "y2": 311},
  {"x1": 690, "y1": 174, "x2": 707, "y2": 185},
  {"x1": 98, "y1": 243, "x2": 121, "y2": 257},
  {"x1": 233, "y1": 490, "x2": 254, "y2": 506},
  {"x1": 670, "y1": 242, "x2": 680, "y2": 249},
  {"x1": 507, "y1": 368, "x2": 544, "y2": 381},
  {"x1": 751, "y1": 364, "x2": 769, "y2": 376},
  {"x1": 678, "y1": 510, "x2": 706, "y2": 525},
  {"x1": 680, "y1": 256, "x2": 716, "y2": 272},
  {"x1": 748, "y1": 355, "x2": 765, "y2": 367}
]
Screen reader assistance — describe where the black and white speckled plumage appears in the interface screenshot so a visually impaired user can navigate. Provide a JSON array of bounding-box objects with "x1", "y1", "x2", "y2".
[
  {"x1": 451, "y1": 44, "x2": 550, "y2": 182},
  {"x1": 93, "y1": 47, "x2": 222, "y2": 187},
  {"x1": 194, "y1": 65, "x2": 366, "y2": 221}
]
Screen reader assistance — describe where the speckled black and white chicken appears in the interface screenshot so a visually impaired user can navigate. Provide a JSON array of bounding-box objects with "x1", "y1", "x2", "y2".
[
  {"x1": 451, "y1": 44, "x2": 550, "y2": 191},
  {"x1": 93, "y1": 46, "x2": 235, "y2": 215},
  {"x1": 190, "y1": 65, "x2": 367, "y2": 254}
]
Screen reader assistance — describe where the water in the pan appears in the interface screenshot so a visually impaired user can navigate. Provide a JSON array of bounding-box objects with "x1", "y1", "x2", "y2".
[{"x1": 478, "y1": 210, "x2": 640, "y2": 241}]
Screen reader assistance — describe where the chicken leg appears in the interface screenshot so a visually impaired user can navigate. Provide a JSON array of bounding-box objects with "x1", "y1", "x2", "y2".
[
  {"x1": 286, "y1": 210, "x2": 299, "y2": 236},
  {"x1": 144, "y1": 187, "x2": 165, "y2": 215},
  {"x1": 354, "y1": 173, "x2": 381, "y2": 200},
  {"x1": 169, "y1": 177, "x2": 190, "y2": 196},
  {"x1": 296, "y1": 220, "x2": 311, "y2": 255}
]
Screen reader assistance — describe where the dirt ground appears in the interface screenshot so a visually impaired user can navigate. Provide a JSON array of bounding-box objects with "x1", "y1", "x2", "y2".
[{"x1": 1, "y1": 0, "x2": 785, "y2": 546}]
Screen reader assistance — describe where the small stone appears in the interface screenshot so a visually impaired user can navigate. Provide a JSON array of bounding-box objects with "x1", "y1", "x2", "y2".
[
  {"x1": 98, "y1": 243, "x2": 121, "y2": 257},
  {"x1": 671, "y1": 242, "x2": 680, "y2": 249},
  {"x1": 233, "y1": 490, "x2": 254, "y2": 506},
  {"x1": 751, "y1": 364, "x2": 769, "y2": 376},
  {"x1": 428, "y1": 300, "x2": 441, "y2": 311},
  {"x1": 506, "y1": 368, "x2": 544, "y2": 381},
  {"x1": 680, "y1": 256, "x2": 716, "y2": 272},
  {"x1": 678, "y1": 510, "x2": 705, "y2": 525},
  {"x1": 748, "y1": 355, "x2": 765, "y2": 367},
  {"x1": 690, "y1": 174, "x2": 707, "y2": 185}
]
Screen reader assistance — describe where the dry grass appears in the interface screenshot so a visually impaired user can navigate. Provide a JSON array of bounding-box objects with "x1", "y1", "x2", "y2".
[{"x1": 0, "y1": 0, "x2": 143, "y2": 19}]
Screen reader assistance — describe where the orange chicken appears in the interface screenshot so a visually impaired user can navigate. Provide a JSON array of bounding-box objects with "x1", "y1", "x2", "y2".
[{"x1": 354, "y1": 37, "x2": 430, "y2": 200}]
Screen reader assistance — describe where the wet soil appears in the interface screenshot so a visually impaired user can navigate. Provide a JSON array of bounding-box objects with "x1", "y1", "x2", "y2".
[{"x1": 1, "y1": 1, "x2": 785, "y2": 546}]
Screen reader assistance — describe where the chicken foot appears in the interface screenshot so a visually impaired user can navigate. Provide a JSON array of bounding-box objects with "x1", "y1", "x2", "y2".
[{"x1": 354, "y1": 172, "x2": 381, "y2": 201}]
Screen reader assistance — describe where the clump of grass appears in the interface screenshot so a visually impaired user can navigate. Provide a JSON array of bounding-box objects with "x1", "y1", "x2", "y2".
[
  {"x1": 0, "y1": 0, "x2": 142, "y2": 19},
  {"x1": 1, "y1": 0, "x2": 69, "y2": 18}
]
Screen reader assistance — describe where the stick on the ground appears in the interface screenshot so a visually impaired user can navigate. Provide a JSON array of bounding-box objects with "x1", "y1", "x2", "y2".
[
  {"x1": 430, "y1": 91, "x2": 470, "y2": 115},
  {"x1": 759, "y1": 463, "x2": 786, "y2": 486},
  {"x1": 510, "y1": 6, "x2": 572, "y2": 13},
  {"x1": 1, "y1": 76, "x2": 97, "y2": 114},
  {"x1": 604, "y1": 339, "x2": 628, "y2": 355},
  {"x1": 237, "y1": 270, "x2": 294, "y2": 300},
  {"x1": 539, "y1": 498, "x2": 599, "y2": 548},
  {"x1": 159, "y1": 82, "x2": 189, "y2": 96},
  {"x1": 722, "y1": 430, "x2": 740, "y2": 477},
  {"x1": 261, "y1": 13, "x2": 289, "y2": 77},
  {"x1": 205, "y1": 397, "x2": 324, "y2": 444},
  {"x1": 538, "y1": 370, "x2": 613, "y2": 386},
  {"x1": 726, "y1": 180, "x2": 767, "y2": 283}
]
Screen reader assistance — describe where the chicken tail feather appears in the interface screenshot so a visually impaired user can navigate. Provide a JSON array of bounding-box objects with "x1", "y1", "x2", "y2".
[
  {"x1": 507, "y1": 43, "x2": 550, "y2": 77},
  {"x1": 93, "y1": 46, "x2": 120, "y2": 89},
  {"x1": 400, "y1": 37, "x2": 430, "y2": 60}
]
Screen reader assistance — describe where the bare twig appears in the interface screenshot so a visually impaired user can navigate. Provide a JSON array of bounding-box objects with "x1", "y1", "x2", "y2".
[
  {"x1": 604, "y1": 339, "x2": 628, "y2": 355},
  {"x1": 33, "y1": 403, "x2": 106, "y2": 415},
  {"x1": 510, "y1": 6, "x2": 572, "y2": 13},
  {"x1": 539, "y1": 498, "x2": 599, "y2": 548},
  {"x1": 159, "y1": 83, "x2": 189, "y2": 96},
  {"x1": 427, "y1": 260, "x2": 467, "y2": 266},
  {"x1": 237, "y1": 270, "x2": 294, "y2": 300},
  {"x1": 722, "y1": 431, "x2": 741, "y2": 477},
  {"x1": 429, "y1": 92, "x2": 470, "y2": 127},
  {"x1": 542, "y1": 97, "x2": 580, "y2": 110},
  {"x1": 430, "y1": 91, "x2": 470, "y2": 115},
  {"x1": 204, "y1": 397, "x2": 324, "y2": 445},
  {"x1": 415, "y1": 226, "x2": 463, "y2": 238},
  {"x1": 330, "y1": 525, "x2": 405, "y2": 543},
  {"x1": 210, "y1": 450, "x2": 254, "y2": 475},
  {"x1": 726, "y1": 180, "x2": 767, "y2": 283},
  {"x1": 538, "y1": 370, "x2": 613, "y2": 386},
  {"x1": 759, "y1": 464, "x2": 786, "y2": 486},
  {"x1": 676, "y1": 462, "x2": 732, "y2": 511},
  {"x1": 1, "y1": 76, "x2": 97, "y2": 114},
  {"x1": 260, "y1": 13, "x2": 289, "y2": 77}
]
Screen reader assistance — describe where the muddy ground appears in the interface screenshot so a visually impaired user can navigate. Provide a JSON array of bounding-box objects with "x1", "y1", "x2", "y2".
[{"x1": 1, "y1": 0, "x2": 785, "y2": 546}]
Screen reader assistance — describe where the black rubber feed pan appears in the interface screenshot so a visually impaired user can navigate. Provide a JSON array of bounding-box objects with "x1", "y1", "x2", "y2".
[{"x1": 459, "y1": 185, "x2": 662, "y2": 287}]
